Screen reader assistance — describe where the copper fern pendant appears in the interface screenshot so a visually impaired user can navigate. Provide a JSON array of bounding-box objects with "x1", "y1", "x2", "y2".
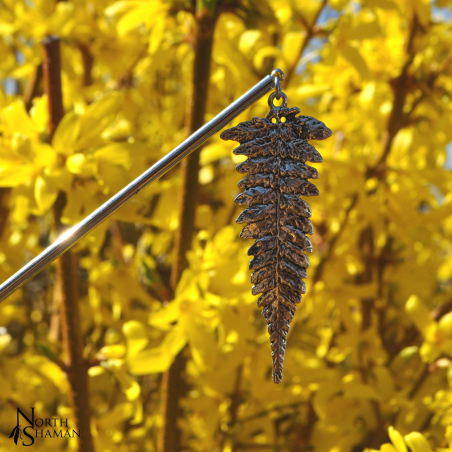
[{"x1": 221, "y1": 92, "x2": 332, "y2": 383}]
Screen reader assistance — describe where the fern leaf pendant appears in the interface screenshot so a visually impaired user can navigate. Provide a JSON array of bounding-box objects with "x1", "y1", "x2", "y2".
[{"x1": 221, "y1": 91, "x2": 332, "y2": 383}]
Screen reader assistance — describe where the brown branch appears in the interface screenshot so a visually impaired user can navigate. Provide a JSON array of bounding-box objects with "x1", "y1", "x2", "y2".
[
  {"x1": 42, "y1": 35, "x2": 95, "y2": 452},
  {"x1": 78, "y1": 43, "x2": 94, "y2": 87},
  {"x1": 408, "y1": 365, "x2": 430, "y2": 400},
  {"x1": 372, "y1": 14, "x2": 419, "y2": 174},
  {"x1": 169, "y1": 10, "x2": 217, "y2": 287},
  {"x1": 356, "y1": 225, "x2": 374, "y2": 331},
  {"x1": 157, "y1": 7, "x2": 218, "y2": 452},
  {"x1": 312, "y1": 192, "x2": 358, "y2": 284},
  {"x1": 358, "y1": 23, "x2": 452, "y2": 371},
  {"x1": 405, "y1": 50, "x2": 452, "y2": 119},
  {"x1": 237, "y1": 401, "x2": 307, "y2": 424},
  {"x1": 387, "y1": 298, "x2": 452, "y2": 363},
  {"x1": 284, "y1": 0, "x2": 328, "y2": 86},
  {"x1": 109, "y1": 221, "x2": 126, "y2": 264},
  {"x1": 297, "y1": 12, "x2": 310, "y2": 31},
  {"x1": 216, "y1": 365, "x2": 243, "y2": 451},
  {"x1": 361, "y1": 364, "x2": 432, "y2": 450},
  {"x1": 430, "y1": 299, "x2": 452, "y2": 322},
  {"x1": 157, "y1": 343, "x2": 185, "y2": 452},
  {"x1": 290, "y1": 394, "x2": 318, "y2": 452},
  {"x1": 44, "y1": 35, "x2": 65, "y2": 344},
  {"x1": 23, "y1": 64, "x2": 43, "y2": 112},
  {"x1": 352, "y1": 26, "x2": 423, "y2": 446},
  {"x1": 0, "y1": 188, "x2": 10, "y2": 238},
  {"x1": 42, "y1": 36, "x2": 65, "y2": 141},
  {"x1": 357, "y1": 299, "x2": 452, "y2": 451},
  {"x1": 371, "y1": 41, "x2": 452, "y2": 181},
  {"x1": 227, "y1": 365, "x2": 243, "y2": 431},
  {"x1": 236, "y1": 444, "x2": 273, "y2": 450}
]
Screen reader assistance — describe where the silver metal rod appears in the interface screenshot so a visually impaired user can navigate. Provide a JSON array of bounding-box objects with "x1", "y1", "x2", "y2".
[{"x1": 0, "y1": 73, "x2": 278, "y2": 302}]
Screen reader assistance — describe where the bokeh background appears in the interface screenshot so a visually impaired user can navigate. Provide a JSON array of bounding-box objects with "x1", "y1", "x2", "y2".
[{"x1": 1, "y1": 0, "x2": 452, "y2": 451}]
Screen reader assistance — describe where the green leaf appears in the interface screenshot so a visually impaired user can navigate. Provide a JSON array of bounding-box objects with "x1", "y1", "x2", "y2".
[{"x1": 36, "y1": 341, "x2": 57, "y2": 362}]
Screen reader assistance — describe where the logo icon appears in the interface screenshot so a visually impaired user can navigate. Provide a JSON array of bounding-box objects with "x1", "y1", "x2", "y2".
[
  {"x1": 8, "y1": 407, "x2": 80, "y2": 445},
  {"x1": 9, "y1": 408, "x2": 35, "y2": 446},
  {"x1": 8, "y1": 425, "x2": 23, "y2": 445}
]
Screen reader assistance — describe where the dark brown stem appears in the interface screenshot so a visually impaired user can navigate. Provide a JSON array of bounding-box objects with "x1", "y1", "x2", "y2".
[
  {"x1": 227, "y1": 365, "x2": 243, "y2": 432},
  {"x1": 312, "y1": 193, "x2": 358, "y2": 284},
  {"x1": 361, "y1": 363, "x2": 432, "y2": 450},
  {"x1": 109, "y1": 221, "x2": 126, "y2": 264},
  {"x1": 284, "y1": 0, "x2": 328, "y2": 86},
  {"x1": 372, "y1": 14, "x2": 418, "y2": 173},
  {"x1": 0, "y1": 188, "x2": 9, "y2": 238},
  {"x1": 289, "y1": 395, "x2": 318, "y2": 452},
  {"x1": 237, "y1": 401, "x2": 307, "y2": 424},
  {"x1": 44, "y1": 36, "x2": 65, "y2": 344},
  {"x1": 23, "y1": 64, "x2": 43, "y2": 112},
  {"x1": 157, "y1": 7, "x2": 218, "y2": 452},
  {"x1": 408, "y1": 365, "x2": 430, "y2": 400},
  {"x1": 405, "y1": 50, "x2": 452, "y2": 119},
  {"x1": 170, "y1": 10, "x2": 217, "y2": 288},
  {"x1": 78, "y1": 43, "x2": 94, "y2": 87},
  {"x1": 356, "y1": 225, "x2": 374, "y2": 331},
  {"x1": 55, "y1": 247, "x2": 94, "y2": 452},
  {"x1": 236, "y1": 444, "x2": 273, "y2": 450},
  {"x1": 216, "y1": 365, "x2": 243, "y2": 451},
  {"x1": 42, "y1": 36, "x2": 95, "y2": 452},
  {"x1": 42, "y1": 36, "x2": 65, "y2": 141}
]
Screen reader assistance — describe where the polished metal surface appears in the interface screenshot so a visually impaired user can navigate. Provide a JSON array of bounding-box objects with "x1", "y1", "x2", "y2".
[{"x1": 0, "y1": 72, "x2": 282, "y2": 302}]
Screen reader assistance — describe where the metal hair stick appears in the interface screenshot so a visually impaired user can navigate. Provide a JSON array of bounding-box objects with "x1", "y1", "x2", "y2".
[{"x1": 0, "y1": 70, "x2": 284, "y2": 302}]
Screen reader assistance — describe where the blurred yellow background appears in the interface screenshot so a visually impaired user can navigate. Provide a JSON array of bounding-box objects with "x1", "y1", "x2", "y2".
[{"x1": 1, "y1": 0, "x2": 452, "y2": 451}]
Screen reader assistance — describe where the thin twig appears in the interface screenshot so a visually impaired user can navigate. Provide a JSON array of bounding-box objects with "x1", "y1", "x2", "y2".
[
  {"x1": 216, "y1": 365, "x2": 244, "y2": 451},
  {"x1": 23, "y1": 64, "x2": 43, "y2": 112},
  {"x1": 238, "y1": 401, "x2": 307, "y2": 424},
  {"x1": 157, "y1": 7, "x2": 219, "y2": 452},
  {"x1": 312, "y1": 192, "x2": 358, "y2": 284},
  {"x1": 43, "y1": 35, "x2": 95, "y2": 452},
  {"x1": 42, "y1": 36, "x2": 64, "y2": 141},
  {"x1": 0, "y1": 188, "x2": 9, "y2": 238},
  {"x1": 284, "y1": 0, "x2": 328, "y2": 86},
  {"x1": 78, "y1": 42, "x2": 94, "y2": 87},
  {"x1": 372, "y1": 14, "x2": 419, "y2": 173},
  {"x1": 290, "y1": 394, "x2": 318, "y2": 452}
]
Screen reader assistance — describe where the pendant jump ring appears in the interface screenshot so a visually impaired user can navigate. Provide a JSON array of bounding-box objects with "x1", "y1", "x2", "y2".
[
  {"x1": 274, "y1": 76, "x2": 282, "y2": 99},
  {"x1": 268, "y1": 91, "x2": 288, "y2": 109},
  {"x1": 271, "y1": 68, "x2": 285, "y2": 100}
]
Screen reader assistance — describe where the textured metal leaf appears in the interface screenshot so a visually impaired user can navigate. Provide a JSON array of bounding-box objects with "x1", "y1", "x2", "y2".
[{"x1": 221, "y1": 104, "x2": 332, "y2": 384}]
